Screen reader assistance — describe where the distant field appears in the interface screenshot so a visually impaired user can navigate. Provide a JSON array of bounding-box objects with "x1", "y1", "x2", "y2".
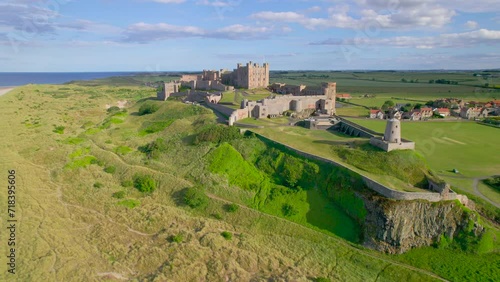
[{"x1": 271, "y1": 71, "x2": 499, "y2": 102}]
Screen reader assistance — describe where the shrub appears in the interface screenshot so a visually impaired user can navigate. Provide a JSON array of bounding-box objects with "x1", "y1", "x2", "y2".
[
  {"x1": 93, "y1": 182, "x2": 103, "y2": 188},
  {"x1": 53, "y1": 125, "x2": 65, "y2": 134},
  {"x1": 170, "y1": 234, "x2": 183, "y2": 243},
  {"x1": 221, "y1": 231, "x2": 232, "y2": 240},
  {"x1": 315, "y1": 277, "x2": 331, "y2": 282},
  {"x1": 138, "y1": 102, "x2": 160, "y2": 116},
  {"x1": 212, "y1": 213, "x2": 223, "y2": 219},
  {"x1": 117, "y1": 199, "x2": 140, "y2": 209},
  {"x1": 225, "y1": 203, "x2": 239, "y2": 213},
  {"x1": 183, "y1": 187, "x2": 208, "y2": 208},
  {"x1": 139, "y1": 138, "x2": 167, "y2": 159},
  {"x1": 194, "y1": 125, "x2": 241, "y2": 144},
  {"x1": 133, "y1": 175, "x2": 156, "y2": 193},
  {"x1": 282, "y1": 203, "x2": 298, "y2": 217},
  {"x1": 107, "y1": 106, "x2": 120, "y2": 114},
  {"x1": 104, "y1": 165, "x2": 116, "y2": 174},
  {"x1": 112, "y1": 191, "x2": 126, "y2": 199},
  {"x1": 121, "y1": 180, "x2": 133, "y2": 187}
]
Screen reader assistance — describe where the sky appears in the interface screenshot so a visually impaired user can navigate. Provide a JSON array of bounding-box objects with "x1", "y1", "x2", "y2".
[{"x1": 0, "y1": 0, "x2": 499, "y2": 72}]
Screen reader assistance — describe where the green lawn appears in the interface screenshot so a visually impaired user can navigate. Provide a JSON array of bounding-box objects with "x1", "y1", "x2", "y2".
[{"x1": 350, "y1": 119, "x2": 500, "y2": 178}]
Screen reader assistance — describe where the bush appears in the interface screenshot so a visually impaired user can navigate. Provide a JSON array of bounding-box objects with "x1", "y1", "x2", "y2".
[
  {"x1": 170, "y1": 234, "x2": 183, "y2": 243},
  {"x1": 107, "y1": 106, "x2": 120, "y2": 114},
  {"x1": 53, "y1": 125, "x2": 65, "y2": 134},
  {"x1": 183, "y1": 187, "x2": 208, "y2": 208},
  {"x1": 139, "y1": 138, "x2": 167, "y2": 159},
  {"x1": 121, "y1": 180, "x2": 133, "y2": 187},
  {"x1": 194, "y1": 125, "x2": 241, "y2": 144},
  {"x1": 112, "y1": 191, "x2": 126, "y2": 199},
  {"x1": 138, "y1": 102, "x2": 160, "y2": 116},
  {"x1": 282, "y1": 203, "x2": 298, "y2": 217},
  {"x1": 104, "y1": 165, "x2": 116, "y2": 174},
  {"x1": 225, "y1": 203, "x2": 239, "y2": 213},
  {"x1": 315, "y1": 277, "x2": 331, "y2": 282},
  {"x1": 93, "y1": 182, "x2": 103, "y2": 188},
  {"x1": 133, "y1": 175, "x2": 156, "y2": 193},
  {"x1": 221, "y1": 231, "x2": 232, "y2": 240}
]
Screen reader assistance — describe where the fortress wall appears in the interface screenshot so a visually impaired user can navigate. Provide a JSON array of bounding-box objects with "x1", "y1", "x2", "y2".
[
  {"x1": 247, "y1": 131, "x2": 464, "y2": 203},
  {"x1": 204, "y1": 102, "x2": 235, "y2": 117}
]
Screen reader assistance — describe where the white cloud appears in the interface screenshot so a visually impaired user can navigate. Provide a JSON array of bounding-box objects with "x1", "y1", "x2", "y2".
[
  {"x1": 121, "y1": 22, "x2": 279, "y2": 42},
  {"x1": 311, "y1": 29, "x2": 500, "y2": 49},
  {"x1": 196, "y1": 0, "x2": 236, "y2": 7},
  {"x1": 251, "y1": 2, "x2": 456, "y2": 30},
  {"x1": 147, "y1": 0, "x2": 186, "y2": 3},
  {"x1": 465, "y1": 20, "x2": 479, "y2": 29}
]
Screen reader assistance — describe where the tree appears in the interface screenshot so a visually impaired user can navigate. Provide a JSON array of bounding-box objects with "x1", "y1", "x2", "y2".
[{"x1": 381, "y1": 100, "x2": 395, "y2": 110}]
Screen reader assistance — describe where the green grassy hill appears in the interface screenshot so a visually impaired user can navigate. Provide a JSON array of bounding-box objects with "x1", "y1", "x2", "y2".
[{"x1": 0, "y1": 83, "x2": 498, "y2": 281}]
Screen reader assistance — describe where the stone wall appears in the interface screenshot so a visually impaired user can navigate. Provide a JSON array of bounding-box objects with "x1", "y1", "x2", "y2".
[
  {"x1": 245, "y1": 130, "x2": 466, "y2": 204},
  {"x1": 369, "y1": 137, "x2": 416, "y2": 152},
  {"x1": 204, "y1": 102, "x2": 235, "y2": 118}
]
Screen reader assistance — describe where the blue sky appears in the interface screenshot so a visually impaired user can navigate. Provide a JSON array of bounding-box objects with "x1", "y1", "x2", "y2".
[{"x1": 0, "y1": 0, "x2": 499, "y2": 71}]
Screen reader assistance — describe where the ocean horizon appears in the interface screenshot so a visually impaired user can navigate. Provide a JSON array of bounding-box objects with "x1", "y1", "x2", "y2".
[{"x1": 0, "y1": 72, "x2": 145, "y2": 87}]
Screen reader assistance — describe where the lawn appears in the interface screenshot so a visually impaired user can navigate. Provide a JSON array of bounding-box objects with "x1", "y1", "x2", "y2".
[{"x1": 349, "y1": 119, "x2": 500, "y2": 178}]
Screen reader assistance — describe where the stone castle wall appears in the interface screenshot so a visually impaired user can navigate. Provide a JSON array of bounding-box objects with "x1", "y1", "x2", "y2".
[{"x1": 245, "y1": 130, "x2": 466, "y2": 204}]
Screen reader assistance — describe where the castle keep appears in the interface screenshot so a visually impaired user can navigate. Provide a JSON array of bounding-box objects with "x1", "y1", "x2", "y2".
[{"x1": 222, "y1": 61, "x2": 270, "y2": 89}]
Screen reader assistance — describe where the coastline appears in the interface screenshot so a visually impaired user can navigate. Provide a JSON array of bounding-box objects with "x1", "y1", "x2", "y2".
[{"x1": 0, "y1": 86, "x2": 16, "y2": 97}]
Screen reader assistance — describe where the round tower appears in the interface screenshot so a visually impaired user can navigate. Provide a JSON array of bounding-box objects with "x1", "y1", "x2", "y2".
[{"x1": 384, "y1": 118, "x2": 401, "y2": 143}]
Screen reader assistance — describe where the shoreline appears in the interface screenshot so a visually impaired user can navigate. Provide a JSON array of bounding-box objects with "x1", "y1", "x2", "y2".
[{"x1": 0, "y1": 86, "x2": 16, "y2": 97}]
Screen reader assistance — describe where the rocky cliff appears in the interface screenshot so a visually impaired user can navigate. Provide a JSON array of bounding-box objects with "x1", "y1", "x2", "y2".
[{"x1": 362, "y1": 195, "x2": 483, "y2": 254}]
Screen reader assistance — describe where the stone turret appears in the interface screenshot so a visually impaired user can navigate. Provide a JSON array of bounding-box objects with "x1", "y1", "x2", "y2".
[{"x1": 384, "y1": 118, "x2": 401, "y2": 143}]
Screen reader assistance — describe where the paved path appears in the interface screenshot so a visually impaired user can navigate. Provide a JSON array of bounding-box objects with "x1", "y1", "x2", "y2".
[{"x1": 439, "y1": 174, "x2": 499, "y2": 208}]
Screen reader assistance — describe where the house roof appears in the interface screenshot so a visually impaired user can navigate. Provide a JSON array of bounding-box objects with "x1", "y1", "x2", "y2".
[
  {"x1": 337, "y1": 93, "x2": 351, "y2": 98},
  {"x1": 436, "y1": 108, "x2": 450, "y2": 113},
  {"x1": 370, "y1": 109, "x2": 381, "y2": 114}
]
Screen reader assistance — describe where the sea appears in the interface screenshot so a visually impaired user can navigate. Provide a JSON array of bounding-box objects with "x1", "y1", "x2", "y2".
[{"x1": 0, "y1": 72, "x2": 141, "y2": 87}]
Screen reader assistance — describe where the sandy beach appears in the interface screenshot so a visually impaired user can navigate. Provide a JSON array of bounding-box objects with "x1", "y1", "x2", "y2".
[{"x1": 0, "y1": 86, "x2": 16, "y2": 97}]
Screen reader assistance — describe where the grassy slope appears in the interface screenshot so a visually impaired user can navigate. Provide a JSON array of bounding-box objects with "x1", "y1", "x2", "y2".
[{"x1": 0, "y1": 84, "x2": 449, "y2": 281}]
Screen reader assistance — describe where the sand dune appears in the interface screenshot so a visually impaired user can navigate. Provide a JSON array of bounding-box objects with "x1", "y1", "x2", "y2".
[{"x1": 0, "y1": 87, "x2": 15, "y2": 97}]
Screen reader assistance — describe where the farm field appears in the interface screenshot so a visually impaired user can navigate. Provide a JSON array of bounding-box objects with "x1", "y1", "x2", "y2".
[{"x1": 0, "y1": 84, "x2": 453, "y2": 281}]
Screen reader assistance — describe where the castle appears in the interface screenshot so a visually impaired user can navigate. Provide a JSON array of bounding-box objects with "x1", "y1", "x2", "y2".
[
  {"x1": 229, "y1": 82, "x2": 336, "y2": 125},
  {"x1": 157, "y1": 61, "x2": 269, "y2": 101}
]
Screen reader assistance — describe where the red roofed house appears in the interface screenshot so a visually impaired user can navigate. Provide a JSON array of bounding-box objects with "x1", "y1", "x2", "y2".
[
  {"x1": 370, "y1": 109, "x2": 384, "y2": 119},
  {"x1": 434, "y1": 108, "x2": 450, "y2": 117},
  {"x1": 419, "y1": 107, "x2": 433, "y2": 118},
  {"x1": 337, "y1": 93, "x2": 352, "y2": 99}
]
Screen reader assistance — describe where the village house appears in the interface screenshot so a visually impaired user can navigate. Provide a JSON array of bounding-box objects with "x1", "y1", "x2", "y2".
[
  {"x1": 434, "y1": 108, "x2": 450, "y2": 117},
  {"x1": 460, "y1": 107, "x2": 487, "y2": 119},
  {"x1": 370, "y1": 109, "x2": 384, "y2": 119},
  {"x1": 419, "y1": 107, "x2": 434, "y2": 119}
]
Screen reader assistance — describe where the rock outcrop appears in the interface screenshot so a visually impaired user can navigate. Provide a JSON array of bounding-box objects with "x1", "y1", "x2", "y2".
[{"x1": 362, "y1": 195, "x2": 483, "y2": 254}]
